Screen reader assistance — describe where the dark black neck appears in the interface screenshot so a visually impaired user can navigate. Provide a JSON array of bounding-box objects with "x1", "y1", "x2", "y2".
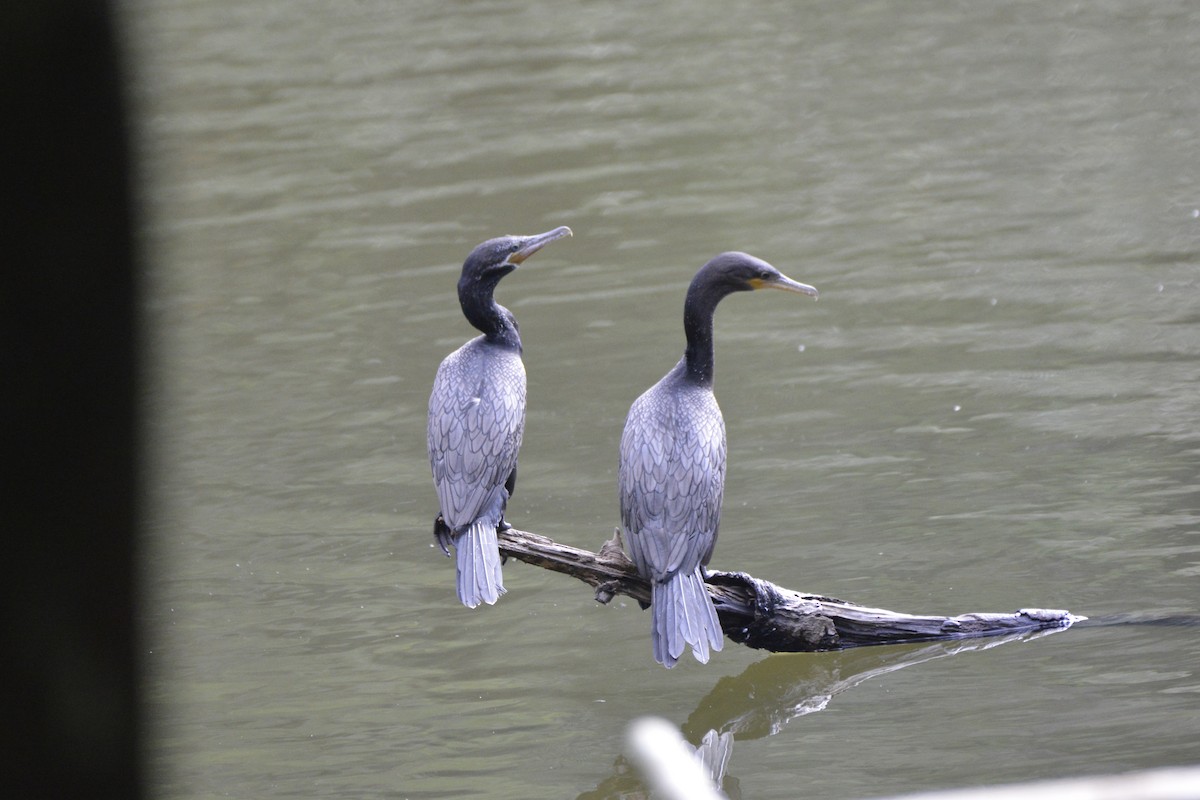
[
  {"x1": 459, "y1": 280, "x2": 522, "y2": 352},
  {"x1": 681, "y1": 282, "x2": 723, "y2": 387}
]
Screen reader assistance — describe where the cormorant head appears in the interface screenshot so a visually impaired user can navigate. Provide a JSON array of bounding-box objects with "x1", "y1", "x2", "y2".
[
  {"x1": 693, "y1": 251, "x2": 818, "y2": 300},
  {"x1": 459, "y1": 226, "x2": 574, "y2": 288},
  {"x1": 678, "y1": 251, "x2": 817, "y2": 385}
]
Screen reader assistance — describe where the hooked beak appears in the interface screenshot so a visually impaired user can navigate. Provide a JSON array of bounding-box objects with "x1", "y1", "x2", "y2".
[
  {"x1": 506, "y1": 225, "x2": 573, "y2": 265},
  {"x1": 751, "y1": 272, "x2": 819, "y2": 299}
]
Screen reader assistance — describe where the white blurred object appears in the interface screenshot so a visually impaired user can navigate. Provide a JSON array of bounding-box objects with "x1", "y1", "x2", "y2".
[{"x1": 626, "y1": 717, "x2": 728, "y2": 800}]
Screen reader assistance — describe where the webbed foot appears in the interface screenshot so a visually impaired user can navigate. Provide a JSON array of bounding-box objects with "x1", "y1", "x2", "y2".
[
  {"x1": 496, "y1": 517, "x2": 511, "y2": 565},
  {"x1": 433, "y1": 515, "x2": 453, "y2": 557}
]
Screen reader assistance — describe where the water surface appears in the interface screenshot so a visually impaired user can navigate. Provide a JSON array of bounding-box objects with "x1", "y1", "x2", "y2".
[{"x1": 131, "y1": 1, "x2": 1200, "y2": 797}]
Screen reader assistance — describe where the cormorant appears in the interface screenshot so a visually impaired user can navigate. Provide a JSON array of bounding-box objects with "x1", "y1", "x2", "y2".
[
  {"x1": 428, "y1": 225, "x2": 572, "y2": 608},
  {"x1": 618, "y1": 252, "x2": 818, "y2": 666}
]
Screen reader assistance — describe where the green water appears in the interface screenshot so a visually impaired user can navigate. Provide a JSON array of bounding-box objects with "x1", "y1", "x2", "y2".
[{"x1": 132, "y1": 1, "x2": 1200, "y2": 797}]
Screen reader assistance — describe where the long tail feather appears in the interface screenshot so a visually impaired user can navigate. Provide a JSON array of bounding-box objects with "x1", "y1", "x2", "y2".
[
  {"x1": 455, "y1": 517, "x2": 506, "y2": 608},
  {"x1": 650, "y1": 567, "x2": 723, "y2": 668}
]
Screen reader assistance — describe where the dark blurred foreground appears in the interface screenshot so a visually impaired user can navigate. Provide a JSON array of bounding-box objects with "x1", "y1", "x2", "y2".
[{"x1": 2, "y1": 2, "x2": 141, "y2": 797}]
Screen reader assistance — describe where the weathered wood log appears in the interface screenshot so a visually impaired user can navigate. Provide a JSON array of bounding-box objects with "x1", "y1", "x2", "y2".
[{"x1": 497, "y1": 527, "x2": 1082, "y2": 652}]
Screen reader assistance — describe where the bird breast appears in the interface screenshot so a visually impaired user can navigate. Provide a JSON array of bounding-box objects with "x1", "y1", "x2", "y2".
[
  {"x1": 618, "y1": 380, "x2": 727, "y2": 578},
  {"x1": 428, "y1": 337, "x2": 526, "y2": 530}
]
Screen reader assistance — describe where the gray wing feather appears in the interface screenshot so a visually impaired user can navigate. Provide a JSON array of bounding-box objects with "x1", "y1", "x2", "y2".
[
  {"x1": 618, "y1": 375, "x2": 727, "y2": 583},
  {"x1": 428, "y1": 338, "x2": 526, "y2": 531}
]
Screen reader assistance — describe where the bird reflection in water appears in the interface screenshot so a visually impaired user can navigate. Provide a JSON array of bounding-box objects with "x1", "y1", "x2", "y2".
[{"x1": 578, "y1": 627, "x2": 1070, "y2": 800}]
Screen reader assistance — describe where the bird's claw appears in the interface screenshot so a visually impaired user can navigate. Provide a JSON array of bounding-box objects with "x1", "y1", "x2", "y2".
[
  {"x1": 433, "y1": 515, "x2": 453, "y2": 557},
  {"x1": 496, "y1": 518, "x2": 511, "y2": 564}
]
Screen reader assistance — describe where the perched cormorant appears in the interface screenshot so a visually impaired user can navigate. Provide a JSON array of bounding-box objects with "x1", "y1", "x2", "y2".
[
  {"x1": 428, "y1": 226, "x2": 572, "y2": 608},
  {"x1": 619, "y1": 252, "x2": 818, "y2": 666}
]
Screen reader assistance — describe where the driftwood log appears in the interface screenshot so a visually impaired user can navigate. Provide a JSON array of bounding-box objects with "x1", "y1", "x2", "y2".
[{"x1": 497, "y1": 527, "x2": 1081, "y2": 652}]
